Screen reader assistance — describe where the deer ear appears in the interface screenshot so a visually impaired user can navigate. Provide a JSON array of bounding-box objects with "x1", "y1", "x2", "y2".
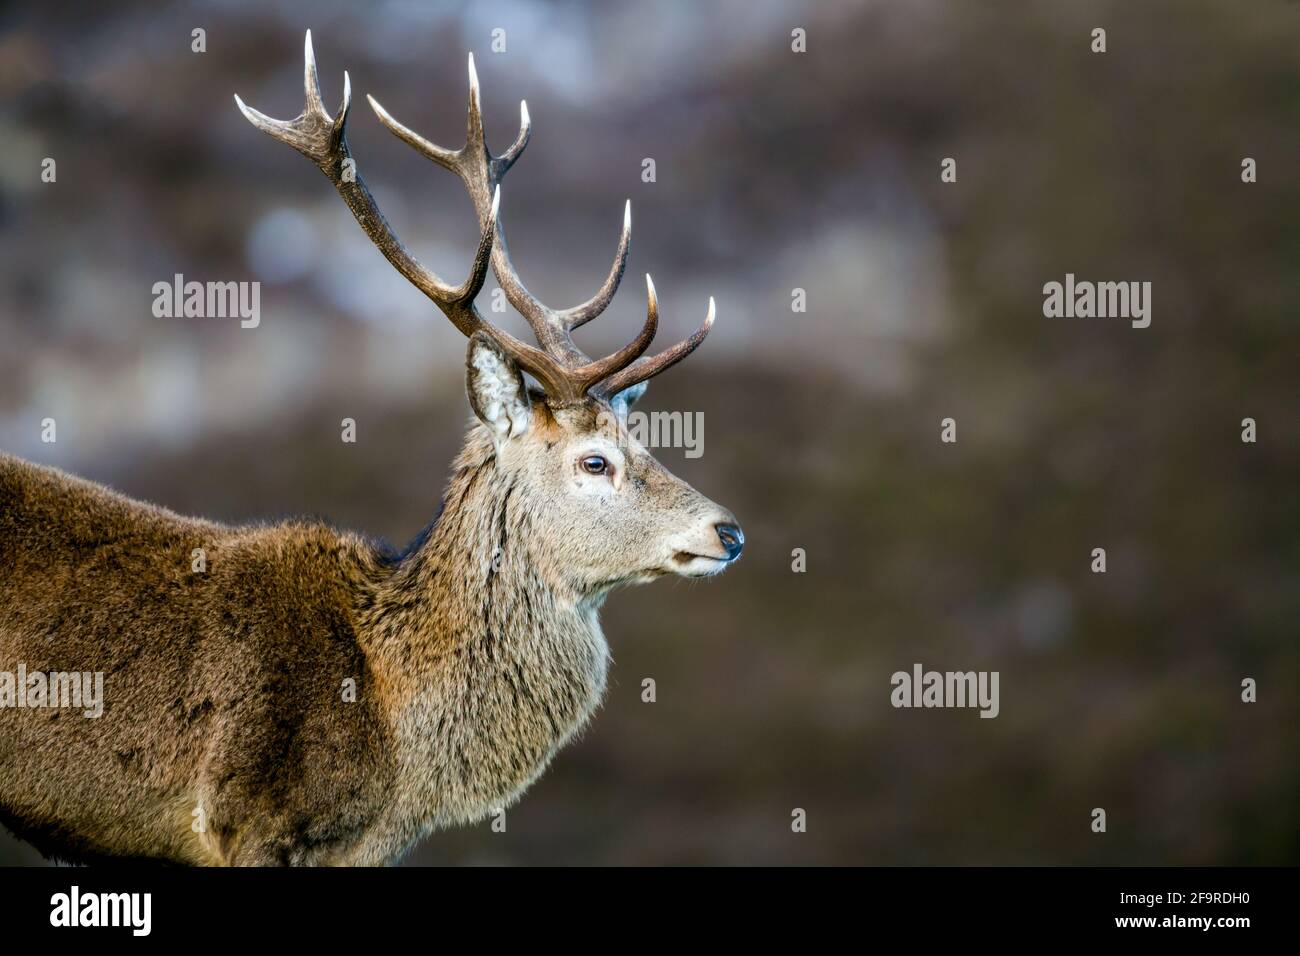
[
  {"x1": 467, "y1": 332, "x2": 532, "y2": 442},
  {"x1": 610, "y1": 381, "x2": 647, "y2": 418}
]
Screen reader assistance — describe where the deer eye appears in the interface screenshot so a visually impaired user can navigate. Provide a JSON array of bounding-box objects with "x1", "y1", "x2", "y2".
[{"x1": 580, "y1": 455, "x2": 611, "y2": 476}]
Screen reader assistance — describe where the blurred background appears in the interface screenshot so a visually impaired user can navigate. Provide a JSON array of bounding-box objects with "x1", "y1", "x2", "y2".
[{"x1": 0, "y1": 0, "x2": 1296, "y2": 864}]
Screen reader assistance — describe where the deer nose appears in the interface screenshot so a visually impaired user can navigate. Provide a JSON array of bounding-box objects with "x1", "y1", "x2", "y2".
[{"x1": 715, "y1": 523, "x2": 744, "y2": 561}]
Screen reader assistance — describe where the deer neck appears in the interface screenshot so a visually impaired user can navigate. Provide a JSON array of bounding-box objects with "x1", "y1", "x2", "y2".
[{"x1": 362, "y1": 430, "x2": 609, "y2": 833}]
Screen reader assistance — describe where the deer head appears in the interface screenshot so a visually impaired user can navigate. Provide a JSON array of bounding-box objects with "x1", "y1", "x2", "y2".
[{"x1": 235, "y1": 32, "x2": 743, "y2": 595}]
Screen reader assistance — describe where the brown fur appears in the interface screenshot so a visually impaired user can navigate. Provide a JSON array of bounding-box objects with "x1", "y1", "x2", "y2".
[{"x1": 0, "y1": 373, "x2": 738, "y2": 865}]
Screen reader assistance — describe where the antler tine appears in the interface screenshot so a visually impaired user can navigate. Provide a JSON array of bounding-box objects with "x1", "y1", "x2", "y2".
[
  {"x1": 303, "y1": 28, "x2": 326, "y2": 116},
  {"x1": 364, "y1": 92, "x2": 459, "y2": 173},
  {"x1": 497, "y1": 99, "x2": 532, "y2": 175},
  {"x1": 454, "y1": 185, "x2": 499, "y2": 304},
  {"x1": 557, "y1": 200, "x2": 632, "y2": 331},
  {"x1": 593, "y1": 293, "x2": 716, "y2": 399},
  {"x1": 565, "y1": 272, "x2": 659, "y2": 394},
  {"x1": 465, "y1": 53, "x2": 487, "y2": 162}
]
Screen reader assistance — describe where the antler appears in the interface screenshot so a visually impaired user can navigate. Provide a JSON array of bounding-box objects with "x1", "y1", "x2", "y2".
[{"x1": 236, "y1": 31, "x2": 713, "y2": 403}]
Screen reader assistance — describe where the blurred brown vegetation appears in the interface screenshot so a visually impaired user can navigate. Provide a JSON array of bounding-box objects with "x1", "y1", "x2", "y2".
[{"x1": 0, "y1": 0, "x2": 1296, "y2": 864}]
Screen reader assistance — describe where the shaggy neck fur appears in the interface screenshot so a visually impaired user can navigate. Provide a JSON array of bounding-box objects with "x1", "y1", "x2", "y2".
[{"x1": 360, "y1": 425, "x2": 609, "y2": 845}]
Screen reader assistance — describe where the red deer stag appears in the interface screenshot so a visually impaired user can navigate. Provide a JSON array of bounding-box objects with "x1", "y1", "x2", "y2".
[{"x1": 0, "y1": 31, "x2": 742, "y2": 866}]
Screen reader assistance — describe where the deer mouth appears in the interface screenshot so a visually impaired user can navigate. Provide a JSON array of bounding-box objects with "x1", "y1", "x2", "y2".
[
  {"x1": 674, "y1": 550, "x2": 712, "y2": 563},
  {"x1": 672, "y1": 551, "x2": 731, "y2": 577}
]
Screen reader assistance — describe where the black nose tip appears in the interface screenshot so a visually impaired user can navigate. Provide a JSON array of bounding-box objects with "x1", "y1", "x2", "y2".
[{"x1": 715, "y1": 523, "x2": 744, "y2": 561}]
